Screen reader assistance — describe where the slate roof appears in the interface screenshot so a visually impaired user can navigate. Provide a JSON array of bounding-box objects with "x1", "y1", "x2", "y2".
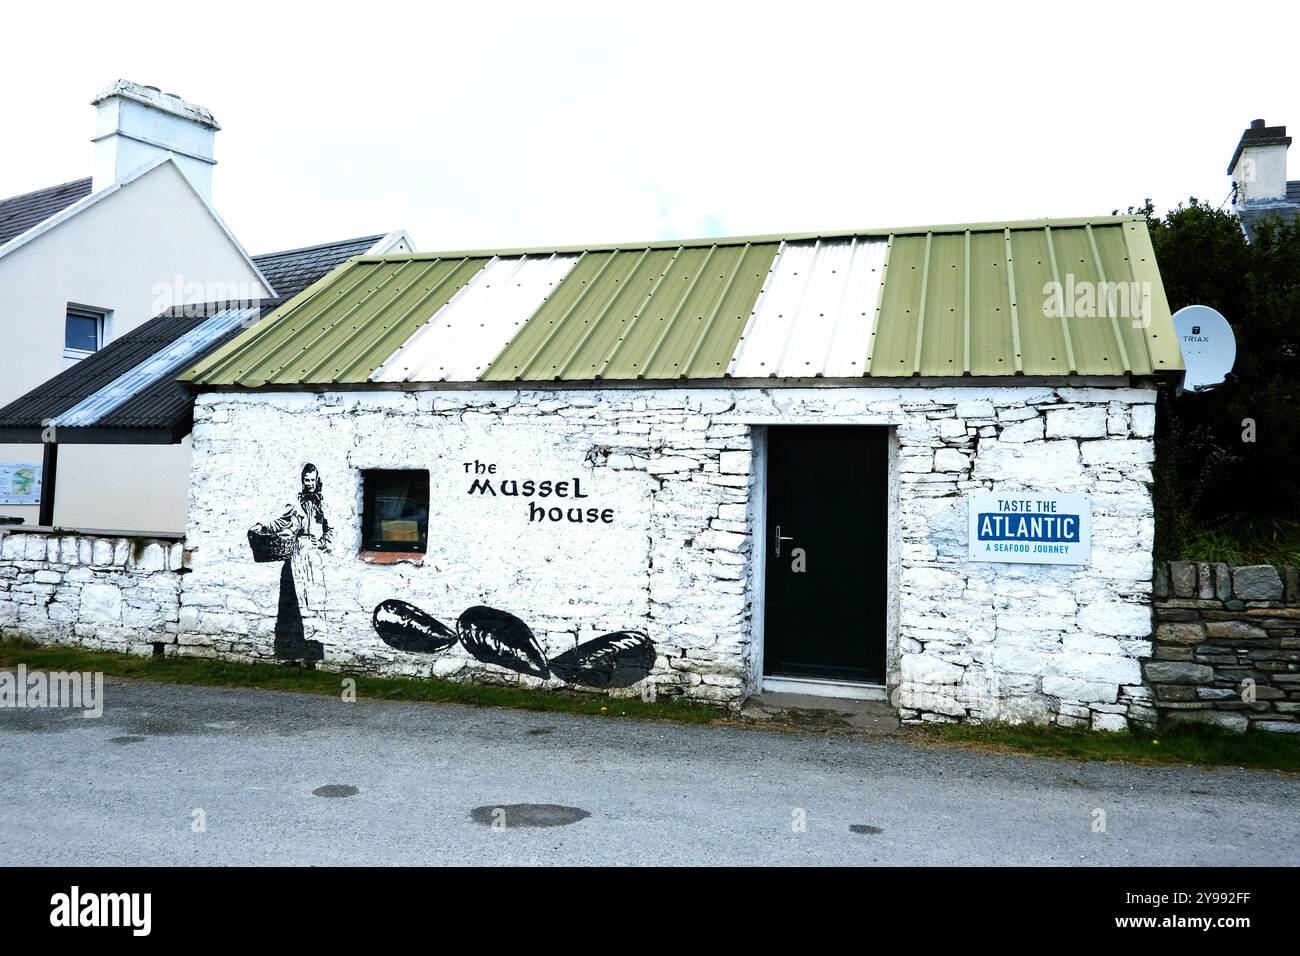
[
  {"x1": 0, "y1": 227, "x2": 392, "y2": 442},
  {"x1": 0, "y1": 173, "x2": 380, "y2": 298},
  {"x1": 0, "y1": 302, "x2": 282, "y2": 443},
  {"x1": 0, "y1": 168, "x2": 395, "y2": 442},
  {"x1": 1236, "y1": 185, "x2": 1300, "y2": 242},
  {"x1": 252, "y1": 235, "x2": 384, "y2": 299},
  {"x1": 0, "y1": 177, "x2": 92, "y2": 246}
]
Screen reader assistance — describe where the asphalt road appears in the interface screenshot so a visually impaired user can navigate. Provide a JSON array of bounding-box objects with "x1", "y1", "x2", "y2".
[{"x1": 1, "y1": 679, "x2": 1296, "y2": 866}]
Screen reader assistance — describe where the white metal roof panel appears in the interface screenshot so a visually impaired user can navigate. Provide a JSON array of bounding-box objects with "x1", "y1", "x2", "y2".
[
  {"x1": 371, "y1": 253, "x2": 579, "y2": 383},
  {"x1": 727, "y1": 237, "x2": 886, "y2": 378}
]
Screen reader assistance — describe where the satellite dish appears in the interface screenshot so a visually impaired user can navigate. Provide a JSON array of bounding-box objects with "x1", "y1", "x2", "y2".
[{"x1": 1172, "y1": 305, "x2": 1236, "y2": 391}]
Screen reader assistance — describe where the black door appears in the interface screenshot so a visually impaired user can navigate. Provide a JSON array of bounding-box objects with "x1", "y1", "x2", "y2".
[{"x1": 763, "y1": 426, "x2": 887, "y2": 683}]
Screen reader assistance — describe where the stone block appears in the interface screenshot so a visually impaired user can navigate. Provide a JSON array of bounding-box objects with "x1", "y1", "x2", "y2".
[
  {"x1": 1078, "y1": 600, "x2": 1150, "y2": 637},
  {"x1": 1040, "y1": 676, "x2": 1118, "y2": 704},
  {"x1": 135, "y1": 543, "x2": 167, "y2": 573},
  {"x1": 1165, "y1": 710, "x2": 1247, "y2": 733},
  {"x1": 1155, "y1": 622, "x2": 1205, "y2": 645},
  {"x1": 1153, "y1": 562, "x2": 1169, "y2": 599},
  {"x1": 1045, "y1": 407, "x2": 1107, "y2": 439},
  {"x1": 1091, "y1": 711, "x2": 1129, "y2": 732},
  {"x1": 1169, "y1": 561, "x2": 1197, "y2": 598},
  {"x1": 1079, "y1": 439, "x2": 1155, "y2": 466},
  {"x1": 1144, "y1": 661, "x2": 1214, "y2": 684},
  {"x1": 1204, "y1": 621, "x2": 1267, "y2": 640},
  {"x1": 932, "y1": 448, "x2": 969, "y2": 473},
  {"x1": 998, "y1": 417, "x2": 1044, "y2": 443},
  {"x1": 1284, "y1": 566, "x2": 1300, "y2": 604},
  {"x1": 955, "y1": 400, "x2": 995, "y2": 419},
  {"x1": 900, "y1": 653, "x2": 964, "y2": 686},
  {"x1": 1233, "y1": 566, "x2": 1283, "y2": 601},
  {"x1": 1213, "y1": 563, "x2": 1233, "y2": 601},
  {"x1": 1196, "y1": 562, "x2": 1215, "y2": 599},
  {"x1": 1253, "y1": 721, "x2": 1300, "y2": 734},
  {"x1": 80, "y1": 583, "x2": 123, "y2": 623},
  {"x1": 1130, "y1": 404, "x2": 1156, "y2": 438}
]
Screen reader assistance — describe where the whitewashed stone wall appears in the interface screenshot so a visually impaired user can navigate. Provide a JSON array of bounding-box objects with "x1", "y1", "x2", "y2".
[
  {"x1": 0, "y1": 531, "x2": 186, "y2": 655},
  {"x1": 182, "y1": 383, "x2": 1157, "y2": 727}
]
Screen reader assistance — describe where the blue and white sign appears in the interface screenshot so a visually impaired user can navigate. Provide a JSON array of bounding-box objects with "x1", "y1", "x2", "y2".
[{"x1": 968, "y1": 492, "x2": 1091, "y2": 565}]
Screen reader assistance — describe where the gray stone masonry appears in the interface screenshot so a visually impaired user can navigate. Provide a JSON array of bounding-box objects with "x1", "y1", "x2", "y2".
[{"x1": 1148, "y1": 560, "x2": 1300, "y2": 733}]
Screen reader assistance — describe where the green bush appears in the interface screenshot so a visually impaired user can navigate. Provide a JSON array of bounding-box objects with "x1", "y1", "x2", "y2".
[{"x1": 1121, "y1": 199, "x2": 1300, "y2": 558}]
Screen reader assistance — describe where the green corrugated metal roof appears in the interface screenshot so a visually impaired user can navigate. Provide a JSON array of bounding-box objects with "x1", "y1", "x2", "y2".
[
  {"x1": 482, "y1": 242, "x2": 779, "y2": 381},
  {"x1": 867, "y1": 219, "x2": 1177, "y2": 376},
  {"x1": 181, "y1": 257, "x2": 487, "y2": 386},
  {"x1": 181, "y1": 216, "x2": 1181, "y2": 387}
]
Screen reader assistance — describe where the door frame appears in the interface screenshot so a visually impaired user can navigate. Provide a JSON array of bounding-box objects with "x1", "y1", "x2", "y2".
[{"x1": 749, "y1": 422, "x2": 900, "y2": 701}]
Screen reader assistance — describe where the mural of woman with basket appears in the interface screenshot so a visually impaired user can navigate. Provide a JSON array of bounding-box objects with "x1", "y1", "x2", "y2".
[{"x1": 248, "y1": 463, "x2": 332, "y2": 662}]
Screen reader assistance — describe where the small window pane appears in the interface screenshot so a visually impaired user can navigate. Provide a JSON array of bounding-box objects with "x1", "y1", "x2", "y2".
[
  {"x1": 65, "y1": 312, "x2": 100, "y2": 352},
  {"x1": 362, "y1": 470, "x2": 429, "y2": 552}
]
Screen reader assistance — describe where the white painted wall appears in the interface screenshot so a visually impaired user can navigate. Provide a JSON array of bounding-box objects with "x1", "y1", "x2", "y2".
[
  {"x1": 182, "y1": 383, "x2": 1158, "y2": 727},
  {"x1": 1233, "y1": 142, "x2": 1289, "y2": 202},
  {"x1": 0, "y1": 160, "x2": 270, "y2": 530}
]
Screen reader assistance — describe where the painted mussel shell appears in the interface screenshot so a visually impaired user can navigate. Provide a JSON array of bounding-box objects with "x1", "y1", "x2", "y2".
[
  {"x1": 549, "y1": 631, "x2": 655, "y2": 689},
  {"x1": 456, "y1": 606, "x2": 551, "y2": 679},
  {"x1": 372, "y1": 599, "x2": 457, "y2": 653}
]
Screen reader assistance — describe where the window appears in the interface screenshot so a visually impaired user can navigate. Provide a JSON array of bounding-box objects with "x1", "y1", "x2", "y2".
[
  {"x1": 64, "y1": 306, "x2": 107, "y2": 362},
  {"x1": 361, "y1": 470, "x2": 430, "y2": 553}
]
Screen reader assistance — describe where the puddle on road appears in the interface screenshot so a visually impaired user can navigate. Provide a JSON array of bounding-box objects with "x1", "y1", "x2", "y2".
[
  {"x1": 109, "y1": 736, "x2": 146, "y2": 745},
  {"x1": 312, "y1": 784, "x2": 359, "y2": 798},
  {"x1": 470, "y1": 804, "x2": 590, "y2": 828},
  {"x1": 850, "y1": 824, "x2": 883, "y2": 835}
]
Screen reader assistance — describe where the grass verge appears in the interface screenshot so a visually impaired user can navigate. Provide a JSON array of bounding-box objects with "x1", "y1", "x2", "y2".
[
  {"x1": 1181, "y1": 517, "x2": 1300, "y2": 566},
  {"x1": 0, "y1": 638, "x2": 717, "y2": 725},
  {"x1": 4, "y1": 638, "x2": 1299, "y2": 771},
  {"x1": 919, "y1": 720, "x2": 1300, "y2": 773}
]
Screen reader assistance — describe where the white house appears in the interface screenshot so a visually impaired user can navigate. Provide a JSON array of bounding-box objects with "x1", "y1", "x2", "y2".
[
  {"x1": 0, "y1": 81, "x2": 412, "y2": 533},
  {"x1": 1227, "y1": 118, "x2": 1300, "y2": 241},
  {"x1": 0, "y1": 81, "x2": 271, "y2": 531}
]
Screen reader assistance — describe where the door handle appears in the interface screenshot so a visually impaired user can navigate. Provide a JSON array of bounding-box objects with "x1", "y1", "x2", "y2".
[{"x1": 775, "y1": 525, "x2": 794, "y2": 557}]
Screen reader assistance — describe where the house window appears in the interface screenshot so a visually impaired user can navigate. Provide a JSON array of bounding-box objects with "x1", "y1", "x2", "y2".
[
  {"x1": 64, "y1": 306, "x2": 107, "y2": 361},
  {"x1": 360, "y1": 470, "x2": 430, "y2": 553}
]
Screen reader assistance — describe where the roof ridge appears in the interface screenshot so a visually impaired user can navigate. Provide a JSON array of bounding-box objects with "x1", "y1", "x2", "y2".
[{"x1": 360, "y1": 216, "x2": 1144, "y2": 263}]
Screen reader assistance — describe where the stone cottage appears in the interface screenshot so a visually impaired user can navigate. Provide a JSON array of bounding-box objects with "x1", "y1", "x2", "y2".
[{"x1": 174, "y1": 216, "x2": 1182, "y2": 728}]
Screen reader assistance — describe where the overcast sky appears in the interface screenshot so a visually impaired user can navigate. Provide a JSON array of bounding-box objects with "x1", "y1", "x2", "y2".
[{"x1": 4, "y1": 1, "x2": 1297, "y2": 256}]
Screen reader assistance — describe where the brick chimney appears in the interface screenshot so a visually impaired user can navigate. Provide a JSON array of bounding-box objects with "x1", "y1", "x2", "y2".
[
  {"x1": 90, "y1": 80, "x2": 220, "y2": 201},
  {"x1": 1228, "y1": 118, "x2": 1291, "y2": 203}
]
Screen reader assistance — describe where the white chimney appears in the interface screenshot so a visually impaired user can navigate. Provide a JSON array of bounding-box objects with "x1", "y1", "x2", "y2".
[
  {"x1": 1228, "y1": 118, "x2": 1291, "y2": 203},
  {"x1": 90, "y1": 80, "x2": 220, "y2": 201}
]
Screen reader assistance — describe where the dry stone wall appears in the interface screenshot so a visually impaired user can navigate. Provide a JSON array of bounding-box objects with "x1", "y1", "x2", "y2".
[
  {"x1": 1149, "y1": 560, "x2": 1300, "y2": 733},
  {"x1": 0, "y1": 531, "x2": 186, "y2": 655}
]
